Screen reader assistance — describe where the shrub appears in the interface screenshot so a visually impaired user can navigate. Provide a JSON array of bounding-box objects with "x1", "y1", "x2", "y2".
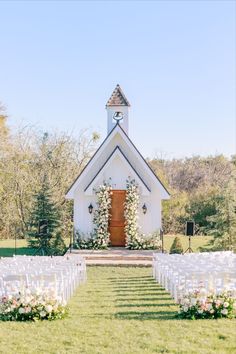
[
  {"x1": 74, "y1": 231, "x2": 108, "y2": 250},
  {"x1": 0, "y1": 289, "x2": 68, "y2": 322},
  {"x1": 50, "y1": 231, "x2": 67, "y2": 255},
  {"x1": 126, "y1": 231, "x2": 162, "y2": 250},
  {"x1": 170, "y1": 236, "x2": 183, "y2": 254},
  {"x1": 178, "y1": 290, "x2": 236, "y2": 320}
]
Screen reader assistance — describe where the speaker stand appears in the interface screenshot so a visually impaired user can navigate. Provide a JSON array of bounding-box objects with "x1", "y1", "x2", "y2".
[{"x1": 184, "y1": 236, "x2": 193, "y2": 253}]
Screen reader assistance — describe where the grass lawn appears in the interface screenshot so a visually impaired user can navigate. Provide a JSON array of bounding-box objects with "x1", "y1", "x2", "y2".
[
  {"x1": 163, "y1": 235, "x2": 213, "y2": 252},
  {"x1": 0, "y1": 266, "x2": 235, "y2": 354},
  {"x1": 0, "y1": 235, "x2": 213, "y2": 257},
  {"x1": 0, "y1": 239, "x2": 70, "y2": 257}
]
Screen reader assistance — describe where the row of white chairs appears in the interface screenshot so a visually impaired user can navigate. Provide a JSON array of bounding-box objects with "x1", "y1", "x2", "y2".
[
  {"x1": 152, "y1": 251, "x2": 236, "y2": 302},
  {"x1": 0, "y1": 255, "x2": 86, "y2": 303}
]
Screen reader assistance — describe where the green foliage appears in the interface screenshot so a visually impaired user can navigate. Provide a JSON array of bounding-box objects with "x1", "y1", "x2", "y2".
[
  {"x1": 50, "y1": 231, "x2": 67, "y2": 255},
  {"x1": 92, "y1": 184, "x2": 112, "y2": 248},
  {"x1": 170, "y1": 236, "x2": 183, "y2": 254},
  {"x1": 1, "y1": 267, "x2": 235, "y2": 354},
  {"x1": 0, "y1": 121, "x2": 98, "y2": 240},
  {"x1": 178, "y1": 291, "x2": 236, "y2": 320},
  {"x1": 126, "y1": 231, "x2": 162, "y2": 250},
  {"x1": 162, "y1": 191, "x2": 189, "y2": 234},
  {"x1": 1, "y1": 103, "x2": 236, "y2": 254},
  {"x1": 74, "y1": 231, "x2": 108, "y2": 250},
  {"x1": 124, "y1": 179, "x2": 140, "y2": 247},
  {"x1": 0, "y1": 291, "x2": 68, "y2": 322},
  {"x1": 207, "y1": 178, "x2": 236, "y2": 251},
  {"x1": 27, "y1": 179, "x2": 61, "y2": 253},
  {"x1": 187, "y1": 189, "x2": 219, "y2": 234}
]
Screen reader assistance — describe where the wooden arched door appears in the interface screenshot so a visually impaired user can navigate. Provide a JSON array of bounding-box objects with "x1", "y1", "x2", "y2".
[{"x1": 109, "y1": 190, "x2": 126, "y2": 246}]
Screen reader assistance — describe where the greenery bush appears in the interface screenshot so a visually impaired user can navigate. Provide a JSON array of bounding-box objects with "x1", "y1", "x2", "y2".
[
  {"x1": 50, "y1": 231, "x2": 67, "y2": 255},
  {"x1": 126, "y1": 232, "x2": 162, "y2": 250},
  {"x1": 74, "y1": 231, "x2": 108, "y2": 250},
  {"x1": 170, "y1": 236, "x2": 183, "y2": 254}
]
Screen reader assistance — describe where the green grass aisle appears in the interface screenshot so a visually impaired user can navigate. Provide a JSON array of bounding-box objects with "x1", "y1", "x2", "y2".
[{"x1": 0, "y1": 267, "x2": 235, "y2": 354}]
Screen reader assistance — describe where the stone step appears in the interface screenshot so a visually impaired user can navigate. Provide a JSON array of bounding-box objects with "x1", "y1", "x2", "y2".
[
  {"x1": 69, "y1": 248, "x2": 155, "y2": 266},
  {"x1": 86, "y1": 259, "x2": 152, "y2": 267},
  {"x1": 83, "y1": 255, "x2": 152, "y2": 261}
]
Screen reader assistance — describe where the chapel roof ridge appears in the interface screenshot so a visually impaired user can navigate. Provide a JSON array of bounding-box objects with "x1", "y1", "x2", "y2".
[{"x1": 106, "y1": 84, "x2": 131, "y2": 107}]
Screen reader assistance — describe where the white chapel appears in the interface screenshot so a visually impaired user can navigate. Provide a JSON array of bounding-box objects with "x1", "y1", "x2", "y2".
[{"x1": 66, "y1": 85, "x2": 170, "y2": 246}]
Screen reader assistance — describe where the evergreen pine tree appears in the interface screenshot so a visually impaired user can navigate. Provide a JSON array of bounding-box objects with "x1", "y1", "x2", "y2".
[
  {"x1": 50, "y1": 231, "x2": 67, "y2": 256},
  {"x1": 27, "y1": 179, "x2": 61, "y2": 254},
  {"x1": 170, "y1": 236, "x2": 184, "y2": 254}
]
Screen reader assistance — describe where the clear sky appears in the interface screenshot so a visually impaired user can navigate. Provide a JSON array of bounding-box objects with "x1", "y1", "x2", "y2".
[{"x1": 0, "y1": 0, "x2": 235, "y2": 159}]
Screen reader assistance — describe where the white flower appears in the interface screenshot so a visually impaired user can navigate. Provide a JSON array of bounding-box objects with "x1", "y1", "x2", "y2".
[
  {"x1": 25, "y1": 306, "x2": 31, "y2": 313},
  {"x1": 223, "y1": 302, "x2": 229, "y2": 308},
  {"x1": 25, "y1": 288, "x2": 31, "y2": 295},
  {"x1": 198, "y1": 309, "x2": 203, "y2": 314},
  {"x1": 190, "y1": 298, "x2": 197, "y2": 306},
  {"x1": 18, "y1": 307, "x2": 25, "y2": 314},
  {"x1": 25, "y1": 296, "x2": 32, "y2": 304},
  {"x1": 40, "y1": 311, "x2": 46, "y2": 317},
  {"x1": 45, "y1": 305, "x2": 53, "y2": 313},
  {"x1": 199, "y1": 288, "x2": 207, "y2": 296},
  {"x1": 207, "y1": 304, "x2": 212, "y2": 311},
  {"x1": 183, "y1": 298, "x2": 190, "y2": 305},
  {"x1": 183, "y1": 306, "x2": 189, "y2": 312},
  {"x1": 221, "y1": 309, "x2": 228, "y2": 315}
]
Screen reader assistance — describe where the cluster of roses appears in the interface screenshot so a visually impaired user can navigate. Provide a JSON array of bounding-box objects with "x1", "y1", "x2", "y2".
[
  {"x1": 178, "y1": 288, "x2": 236, "y2": 320},
  {"x1": 124, "y1": 179, "x2": 162, "y2": 250},
  {"x1": 124, "y1": 179, "x2": 140, "y2": 248},
  {"x1": 0, "y1": 288, "x2": 68, "y2": 321},
  {"x1": 92, "y1": 184, "x2": 112, "y2": 248}
]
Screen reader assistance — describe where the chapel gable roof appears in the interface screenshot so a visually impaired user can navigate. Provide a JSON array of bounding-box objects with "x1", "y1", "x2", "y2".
[
  {"x1": 106, "y1": 84, "x2": 131, "y2": 107},
  {"x1": 84, "y1": 146, "x2": 151, "y2": 195},
  {"x1": 65, "y1": 123, "x2": 170, "y2": 198}
]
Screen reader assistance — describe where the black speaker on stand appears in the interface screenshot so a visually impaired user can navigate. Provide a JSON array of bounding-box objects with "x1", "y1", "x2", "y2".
[{"x1": 184, "y1": 221, "x2": 195, "y2": 253}]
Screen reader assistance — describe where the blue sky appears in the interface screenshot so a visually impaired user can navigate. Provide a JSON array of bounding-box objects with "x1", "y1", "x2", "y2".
[{"x1": 0, "y1": 1, "x2": 235, "y2": 159}]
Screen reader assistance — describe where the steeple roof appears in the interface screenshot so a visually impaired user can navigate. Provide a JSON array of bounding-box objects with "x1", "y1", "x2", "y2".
[{"x1": 106, "y1": 84, "x2": 131, "y2": 107}]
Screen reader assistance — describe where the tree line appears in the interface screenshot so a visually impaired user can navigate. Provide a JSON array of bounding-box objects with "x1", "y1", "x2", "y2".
[
  {"x1": 148, "y1": 154, "x2": 236, "y2": 250},
  {"x1": 0, "y1": 103, "x2": 235, "y2": 250}
]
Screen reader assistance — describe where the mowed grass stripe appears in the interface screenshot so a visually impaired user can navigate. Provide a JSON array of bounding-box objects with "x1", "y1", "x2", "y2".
[{"x1": 0, "y1": 267, "x2": 235, "y2": 354}]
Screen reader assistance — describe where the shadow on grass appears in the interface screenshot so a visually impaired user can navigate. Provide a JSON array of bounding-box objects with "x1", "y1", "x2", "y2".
[
  {"x1": 115, "y1": 297, "x2": 173, "y2": 301},
  {"x1": 116, "y1": 303, "x2": 174, "y2": 308},
  {"x1": 0, "y1": 247, "x2": 34, "y2": 257},
  {"x1": 113, "y1": 286, "x2": 164, "y2": 290},
  {"x1": 108, "y1": 276, "x2": 153, "y2": 280},
  {"x1": 114, "y1": 310, "x2": 178, "y2": 321},
  {"x1": 115, "y1": 291, "x2": 170, "y2": 297},
  {"x1": 108, "y1": 275, "x2": 178, "y2": 321}
]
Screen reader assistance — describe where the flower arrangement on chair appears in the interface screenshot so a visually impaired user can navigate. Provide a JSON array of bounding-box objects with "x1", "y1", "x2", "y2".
[
  {"x1": 178, "y1": 289, "x2": 236, "y2": 320},
  {"x1": 0, "y1": 288, "x2": 68, "y2": 321}
]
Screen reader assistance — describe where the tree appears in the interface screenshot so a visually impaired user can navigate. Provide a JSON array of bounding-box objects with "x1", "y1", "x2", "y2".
[
  {"x1": 162, "y1": 191, "x2": 189, "y2": 234},
  {"x1": 187, "y1": 188, "x2": 219, "y2": 234},
  {"x1": 50, "y1": 231, "x2": 67, "y2": 256},
  {"x1": 207, "y1": 178, "x2": 236, "y2": 251},
  {"x1": 27, "y1": 178, "x2": 61, "y2": 254},
  {"x1": 170, "y1": 236, "x2": 183, "y2": 254},
  {"x1": 0, "y1": 122, "x2": 99, "y2": 240}
]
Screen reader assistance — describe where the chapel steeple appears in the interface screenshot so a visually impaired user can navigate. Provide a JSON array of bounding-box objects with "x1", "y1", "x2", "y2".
[{"x1": 106, "y1": 84, "x2": 130, "y2": 135}]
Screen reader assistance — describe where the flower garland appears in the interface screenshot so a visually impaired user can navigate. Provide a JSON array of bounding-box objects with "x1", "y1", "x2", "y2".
[
  {"x1": 124, "y1": 178, "x2": 162, "y2": 250},
  {"x1": 92, "y1": 183, "x2": 112, "y2": 248},
  {"x1": 124, "y1": 179, "x2": 140, "y2": 248},
  {"x1": 0, "y1": 288, "x2": 68, "y2": 321},
  {"x1": 178, "y1": 289, "x2": 236, "y2": 320}
]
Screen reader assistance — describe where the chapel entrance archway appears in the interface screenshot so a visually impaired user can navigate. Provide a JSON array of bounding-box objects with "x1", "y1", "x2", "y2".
[{"x1": 109, "y1": 190, "x2": 126, "y2": 246}]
